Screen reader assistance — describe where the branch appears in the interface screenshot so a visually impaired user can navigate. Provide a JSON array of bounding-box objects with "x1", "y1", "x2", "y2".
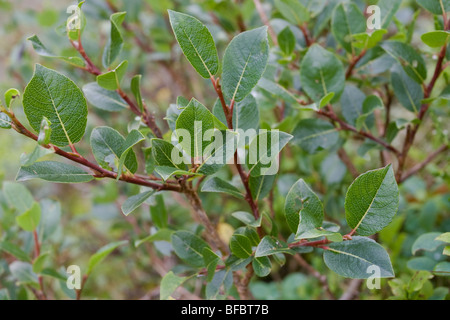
[
  {"x1": 399, "y1": 144, "x2": 449, "y2": 183},
  {"x1": 252, "y1": 0, "x2": 278, "y2": 45},
  {"x1": 346, "y1": 49, "x2": 366, "y2": 79}
]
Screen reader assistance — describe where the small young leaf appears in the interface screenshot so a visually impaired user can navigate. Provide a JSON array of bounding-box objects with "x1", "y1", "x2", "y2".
[
  {"x1": 324, "y1": 237, "x2": 395, "y2": 279},
  {"x1": 121, "y1": 190, "x2": 155, "y2": 216},
  {"x1": 37, "y1": 117, "x2": 52, "y2": 146},
  {"x1": 232, "y1": 211, "x2": 262, "y2": 228},
  {"x1": 203, "y1": 247, "x2": 221, "y2": 282},
  {"x1": 168, "y1": 10, "x2": 219, "y2": 78},
  {"x1": 0, "y1": 241, "x2": 32, "y2": 262},
  {"x1": 411, "y1": 232, "x2": 446, "y2": 255},
  {"x1": 255, "y1": 236, "x2": 293, "y2": 257},
  {"x1": 421, "y1": 31, "x2": 450, "y2": 48},
  {"x1": 96, "y1": 60, "x2": 128, "y2": 91},
  {"x1": 151, "y1": 138, "x2": 185, "y2": 169},
  {"x1": 331, "y1": 3, "x2": 366, "y2": 54},
  {"x1": 2, "y1": 182, "x2": 34, "y2": 214},
  {"x1": 345, "y1": 165, "x2": 399, "y2": 236},
  {"x1": 222, "y1": 27, "x2": 269, "y2": 102},
  {"x1": 16, "y1": 161, "x2": 94, "y2": 183},
  {"x1": 274, "y1": 0, "x2": 309, "y2": 25},
  {"x1": 278, "y1": 26, "x2": 295, "y2": 56},
  {"x1": 4, "y1": 88, "x2": 21, "y2": 109},
  {"x1": 116, "y1": 129, "x2": 145, "y2": 176}
]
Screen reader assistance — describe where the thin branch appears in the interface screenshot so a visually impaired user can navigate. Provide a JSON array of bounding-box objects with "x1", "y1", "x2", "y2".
[
  {"x1": 252, "y1": 0, "x2": 278, "y2": 45},
  {"x1": 346, "y1": 49, "x2": 366, "y2": 79},
  {"x1": 337, "y1": 148, "x2": 359, "y2": 179}
]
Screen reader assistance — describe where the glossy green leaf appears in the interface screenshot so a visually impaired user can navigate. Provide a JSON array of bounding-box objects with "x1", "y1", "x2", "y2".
[
  {"x1": 151, "y1": 138, "x2": 185, "y2": 169},
  {"x1": 32, "y1": 252, "x2": 50, "y2": 273},
  {"x1": 168, "y1": 10, "x2": 219, "y2": 78},
  {"x1": 213, "y1": 94, "x2": 260, "y2": 131},
  {"x1": 222, "y1": 27, "x2": 269, "y2": 102},
  {"x1": 300, "y1": 44, "x2": 345, "y2": 102},
  {"x1": 121, "y1": 190, "x2": 155, "y2": 216},
  {"x1": 352, "y1": 30, "x2": 387, "y2": 50},
  {"x1": 154, "y1": 166, "x2": 197, "y2": 181},
  {"x1": 102, "y1": 12, "x2": 126, "y2": 68},
  {"x1": 285, "y1": 179, "x2": 324, "y2": 238},
  {"x1": 96, "y1": 60, "x2": 128, "y2": 91},
  {"x1": 421, "y1": 31, "x2": 450, "y2": 48},
  {"x1": 381, "y1": 41, "x2": 427, "y2": 84},
  {"x1": 83, "y1": 82, "x2": 128, "y2": 112},
  {"x1": 87, "y1": 240, "x2": 128, "y2": 275},
  {"x1": 292, "y1": 118, "x2": 339, "y2": 154},
  {"x1": 324, "y1": 237, "x2": 395, "y2": 279},
  {"x1": 23, "y1": 64, "x2": 88, "y2": 147},
  {"x1": 345, "y1": 165, "x2": 399, "y2": 236},
  {"x1": 172, "y1": 231, "x2": 210, "y2": 268},
  {"x1": 135, "y1": 229, "x2": 174, "y2": 247},
  {"x1": 201, "y1": 177, "x2": 244, "y2": 199},
  {"x1": 253, "y1": 256, "x2": 272, "y2": 277},
  {"x1": 257, "y1": 78, "x2": 300, "y2": 105},
  {"x1": 91, "y1": 126, "x2": 138, "y2": 174},
  {"x1": 230, "y1": 234, "x2": 253, "y2": 259},
  {"x1": 16, "y1": 161, "x2": 94, "y2": 183}
]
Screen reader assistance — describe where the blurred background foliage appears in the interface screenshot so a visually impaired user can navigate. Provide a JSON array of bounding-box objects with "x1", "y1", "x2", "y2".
[{"x1": 0, "y1": 0, "x2": 448, "y2": 300}]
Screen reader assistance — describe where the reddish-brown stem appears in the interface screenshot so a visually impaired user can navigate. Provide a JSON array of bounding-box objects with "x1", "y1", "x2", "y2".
[
  {"x1": 70, "y1": 38, "x2": 101, "y2": 76},
  {"x1": 288, "y1": 238, "x2": 331, "y2": 248},
  {"x1": 76, "y1": 274, "x2": 88, "y2": 300},
  {"x1": 299, "y1": 23, "x2": 313, "y2": 47},
  {"x1": 252, "y1": 0, "x2": 278, "y2": 45},
  {"x1": 32, "y1": 230, "x2": 47, "y2": 300},
  {"x1": 346, "y1": 49, "x2": 367, "y2": 79}
]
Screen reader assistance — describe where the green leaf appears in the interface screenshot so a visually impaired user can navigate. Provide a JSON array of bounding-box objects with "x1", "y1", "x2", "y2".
[
  {"x1": 255, "y1": 236, "x2": 294, "y2": 257},
  {"x1": 278, "y1": 26, "x2": 296, "y2": 56},
  {"x1": 37, "y1": 117, "x2": 52, "y2": 146},
  {"x1": 232, "y1": 211, "x2": 262, "y2": 228},
  {"x1": 9, "y1": 261, "x2": 39, "y2": 286},
  {"x1": 83, "y1": 82, "x2": 128, "y2": 112},
  {"x1": 416, "y1": 0, "x2": 450, "y2": 15},
  {"x1": 32, "y1": 252, "x2": 50, "y2": 273},
  {"x1": 135, "y1": 229, "x2": 174, "y2": 247},
  {"x1": 160, "y1": 271, "x2": 188, "y2": 300},
  {"x1": 16, "y1": 161, "x2": 94, "y2": 183},
  {"x1": 331, "y1": 3, "x2": 366, "y2": 54},
  {"x1": 0, "y1": 241, "x2": 32, "y2": 262},
  {"x1": 168, "y1": 10, "x2": 219, "y2": 78},
  {"x1": 2, "y1": 182, "x2": 34, "y2": 214},
  {"x1": 201, "y1": 177, "x2": 244, "y2": 199},
  {"x1": 116, "y1": 129, "x2": 145, "y2": 176},
  {"x1": 248, "y1": 174, "x2": 276, "y2": 201},
  {"x1": 4, "y1": 88, "x2": 21, "y2": 109},
  {"x1": 257, "y1": 78, "x2": 301, "y2": 105},
  {"x1": 23, "y1": 64, "x2": 88, "y2": 147},
  {"x1": 87, "y1": 241, "x2": 128, "y2": 276},
  {"x1": 412, "y1": 232, "x2": 446, "y2": 255},
  {"x1": 96, "y1": 60, "x2": 128, "y2": 91},
  {"x1": 102, "y1": 12, "x2": 126, "y2": 68},
  {"x1": 345, "y1": 165, "x2": 399, "y2": 236},
  {"x1": 324, "y1": 237, "x2": 395, "y2": 279},
  {"x1": 434, "y1": 262, "x2": 450, "y2": 275},
  {"x1": 421, "y1": 31, "x2": 450, "y2": 48},
  {"x1": 154, "y1": 166, "x2": 197, "y2": 181},
  {"x1": 91, "y1": 126, "x2": 138, "y2": 174},
  {"x1": 172, "y1": 231, "x2": 210, "y2": 268},
  {"x1": 292, "y1": 118, "x2": 339, "y2": 154},
  {"x1": 274, "y1": 0, "x2": 309, "y2": 25},
  {"x1": 340, "y1": 85, "x2": 366, "y2": 126},
  {"x1": 175, "y1": 98, "x2": 215, "y2": 159},
  {"x1": 247, "y1": 131, "x2": 292, "y2": 177},
  {"x1": 27, "y1": 35, "x2": 85, "y2": 68},
  {"x1": 206, "y1": 269, "x2": 233, "y2": 300},
  {"x1": 131, "y1": 75, "x2": 144, "y2": 112},
  {"x1": 16, "y1": 202, "x2": 41, "y2": 232},
  {"x1": 300, "y1": 44, "x2": 345, "y2": 102},
  {"x1": 381, "y1": 41, "x2": 427, "y2": 84},
  {"x1": 151, "y1": 138, "x2": 185, "y2": 169},
  {"x1": 391, "y1": 64, "x2": 423, "y2": 113},
  {"x1": 352, "y1": 30, "x2": 387, "y2": 50},
  {"x1": 121, "y1": 190, "x2": 155, "y2": 216},
  {"x1": 0, "y1": 112, "x2": 11, "y2": 129},
  {"x1": 355, "y1": 95, "x2": 383, "y2": 130},
  {"x1": 407, "y1": 257, "x2": 438, "y2": 271},
  {"x1": 435, "y1": 232, "x2": 450, "y2": 243},
  {"x1": 253, "y1": 256, "x2": 272, "y2": 277},
  {"x1": 222, "y1": 27, "x2": 269, "y2": 102},
  {"x1": 285, "y1": 179, "x2": 324, "y2": 238},
  {"x1": 20, "y1": 146, "x2": 52, "y2": 167},
  {"x1": 230, "y1": 234, "x2": 253, "y2": 259},
  {"x1": 203, "y1": 247, "x2": 221, "y2": 282}
]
